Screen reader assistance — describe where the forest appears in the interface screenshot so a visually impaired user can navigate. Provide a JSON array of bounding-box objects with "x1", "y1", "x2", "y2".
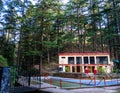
[{"x1": 0, "y1": 0, "x2": 120, "y2": 72}]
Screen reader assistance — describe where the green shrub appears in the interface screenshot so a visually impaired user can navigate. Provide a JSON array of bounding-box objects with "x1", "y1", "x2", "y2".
[
  {"x1": 65, "y1": 66, "x2": 70, "y2": 72},
  {"x1": 113, "y1": 68, "x2": 118, "y2": 73},
  {"x1": 97, "y1": 66, "x2": 106, "y2": 74}
]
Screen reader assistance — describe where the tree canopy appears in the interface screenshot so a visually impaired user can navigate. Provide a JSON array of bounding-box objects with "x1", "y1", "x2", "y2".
[
  {"x1": 0, "y1": 55, "x2": 8, "y2": 66},
  {"x1": 0, "y1": 0, "x2": 120, "y2": 70}
]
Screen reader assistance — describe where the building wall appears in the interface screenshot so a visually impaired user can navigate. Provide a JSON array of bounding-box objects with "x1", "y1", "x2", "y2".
[{"x1": 58, "y1": 53, "x2": 112, "y2": 73}]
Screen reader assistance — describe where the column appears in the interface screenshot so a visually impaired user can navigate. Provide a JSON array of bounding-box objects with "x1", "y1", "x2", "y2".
[
  {"x1": 81, "y1": 56, "x2": 84, "y2": 73},
  {"x1": 88, "y1": 56, "x2": 90, "y2": 64},
  {"x1": 107, "y1": 55, "x2": 110, "y2": 64},
  {"x1": 74, "y1": 57, "x2": 77, "y2": 72},
  {"x1": 94, "y1": 56, "x2": 96, "y2": 64},
  {"x1": 82, "y1": 66, "x2": 84, "y2": 73},
  {"x1": 70, "y1": 65, "x2": 72, "y2": 72}
]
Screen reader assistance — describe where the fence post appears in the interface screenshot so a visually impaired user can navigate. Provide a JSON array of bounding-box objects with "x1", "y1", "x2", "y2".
[
  {"x1": 103, "y1": 77, "x2": 106, "y2": 86},
  {"x1": 28, "y1": 73, "x2": 31, "y2": 86},
  {"x1": 94, "y1": 75, "x2": 96, "y2": 87},
  {"x1": 44, "y1": 74, "x2": 47, "y2": 81},
  {"x1": 50, "y1": 78, "x2": 52, "y2": 84},
  {"x1": 60, "y1": 79, "x2": 62, "y2": 88},
  {"x1": 80, "y1": 76, "x2": 82, "y2": 87},
  {"x1": 44, "y1": 74, "x2": 45, "y2": 81},
  {"x1": 117, "y1": 77, "x2": 118, "y2": 84}
]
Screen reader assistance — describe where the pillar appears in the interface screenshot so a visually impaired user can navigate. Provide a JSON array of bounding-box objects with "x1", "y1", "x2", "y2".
[
  {"x1": 81, "y1": 57, "x2": 84, "y2": 73},
  {"x1": 70, "y1": 65, "x2": 72, "y2": 72}
]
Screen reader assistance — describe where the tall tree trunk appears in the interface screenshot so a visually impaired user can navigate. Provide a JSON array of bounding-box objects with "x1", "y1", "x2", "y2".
[{"x1": 77, "y1": 2, "x2": 81, "y2": 53}]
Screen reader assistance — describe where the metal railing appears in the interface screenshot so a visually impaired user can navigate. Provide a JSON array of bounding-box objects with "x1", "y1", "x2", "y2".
[
  {"x1": 43, "y1": 74, "x2": 120, "y2": 89},
  {"x1": 9, "y1": 72, "x2": 120, "y2": 92}
]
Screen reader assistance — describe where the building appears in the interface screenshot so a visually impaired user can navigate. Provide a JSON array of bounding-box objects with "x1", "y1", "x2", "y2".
[{"x1": 58, "y1": 52, "x2": 112, "y2": 74}]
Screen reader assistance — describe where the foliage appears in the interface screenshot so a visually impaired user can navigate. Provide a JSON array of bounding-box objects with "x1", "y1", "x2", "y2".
[
  {"x1": 112, "y1": 68, "x2": 119, "y2": 73},
  {"x1": 1, "y1": 42, "x2": 16, "y2": 66},
  {"x1": 10, "y1": 67, "x2": 17, "y2": 87},
  {"x1": 0, "y1": 0, "x2": 120, "y2": 80},
  {"x1": 0, "y1": 55, "x2": 8, "y2": 66},
  {"x1": 0, "y1": 0, "x2": 2, "y2": 10},
  {"x1": 65, "y1": 66, "x2": 70, "y2": 72},
  {"x1": 97, "y1": 66, "x2": 106, "y2": 74}
]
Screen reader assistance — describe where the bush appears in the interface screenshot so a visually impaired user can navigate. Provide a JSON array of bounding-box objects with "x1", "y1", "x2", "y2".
[
  {"x1": 97, "y1": 66, "x2": 106, "y2": 74},
  {"x1": 113, "y1": 68, "x2": 119, "y2": 73},
  {"x1": 65, "y1": 66, "x2": 70, "y2": 72}
]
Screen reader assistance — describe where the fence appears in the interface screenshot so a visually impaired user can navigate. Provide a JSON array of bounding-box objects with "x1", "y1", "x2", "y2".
[
  {"x1": 43, "y1": 74, "x2": 120, "y2": 89},
  {"x1": 8, "y1": 69, "x2": 120, "y2": 92}
]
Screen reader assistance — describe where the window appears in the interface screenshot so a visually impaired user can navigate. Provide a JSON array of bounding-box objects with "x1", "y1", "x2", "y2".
[
  {"x1": 84, "y1": 57, "x2": 88, "y2": 64},
  {"x1": 96, "y1": 56, "x2": 108, "y2": 64},
  {"x1": 76, "y1": 57, "x2": 82, "y2": 64},
  {"x1": 90, "y1": 57, "x2": 95, "y2": 64},
  {"x1": 62, "y1": 57, "x2": 65, "y2": 59},
  {"x1": 59, "y1": 67, "x2": 63, "y2": 71},
  {"x1": 68, "y1": 57, "x2": 74, "y2": 64}
]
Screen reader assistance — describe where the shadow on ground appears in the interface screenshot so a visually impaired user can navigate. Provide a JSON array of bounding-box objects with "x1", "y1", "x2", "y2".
[{"x1": 23, "y1": 90, "x2": 51, "y2": 93}]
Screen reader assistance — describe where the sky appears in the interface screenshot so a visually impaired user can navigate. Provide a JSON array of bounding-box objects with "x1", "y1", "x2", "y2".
[
  {"x1": 31, "y1": 0, "x2": 69, "y2": 5},
  {"x1": 62, "y1": 0, "x2": 69, "y2": 4}
]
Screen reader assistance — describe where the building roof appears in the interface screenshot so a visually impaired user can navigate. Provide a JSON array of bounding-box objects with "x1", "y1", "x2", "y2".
[{"x1": 58, "y1": 52, "x2": 110, "y2": 56}]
